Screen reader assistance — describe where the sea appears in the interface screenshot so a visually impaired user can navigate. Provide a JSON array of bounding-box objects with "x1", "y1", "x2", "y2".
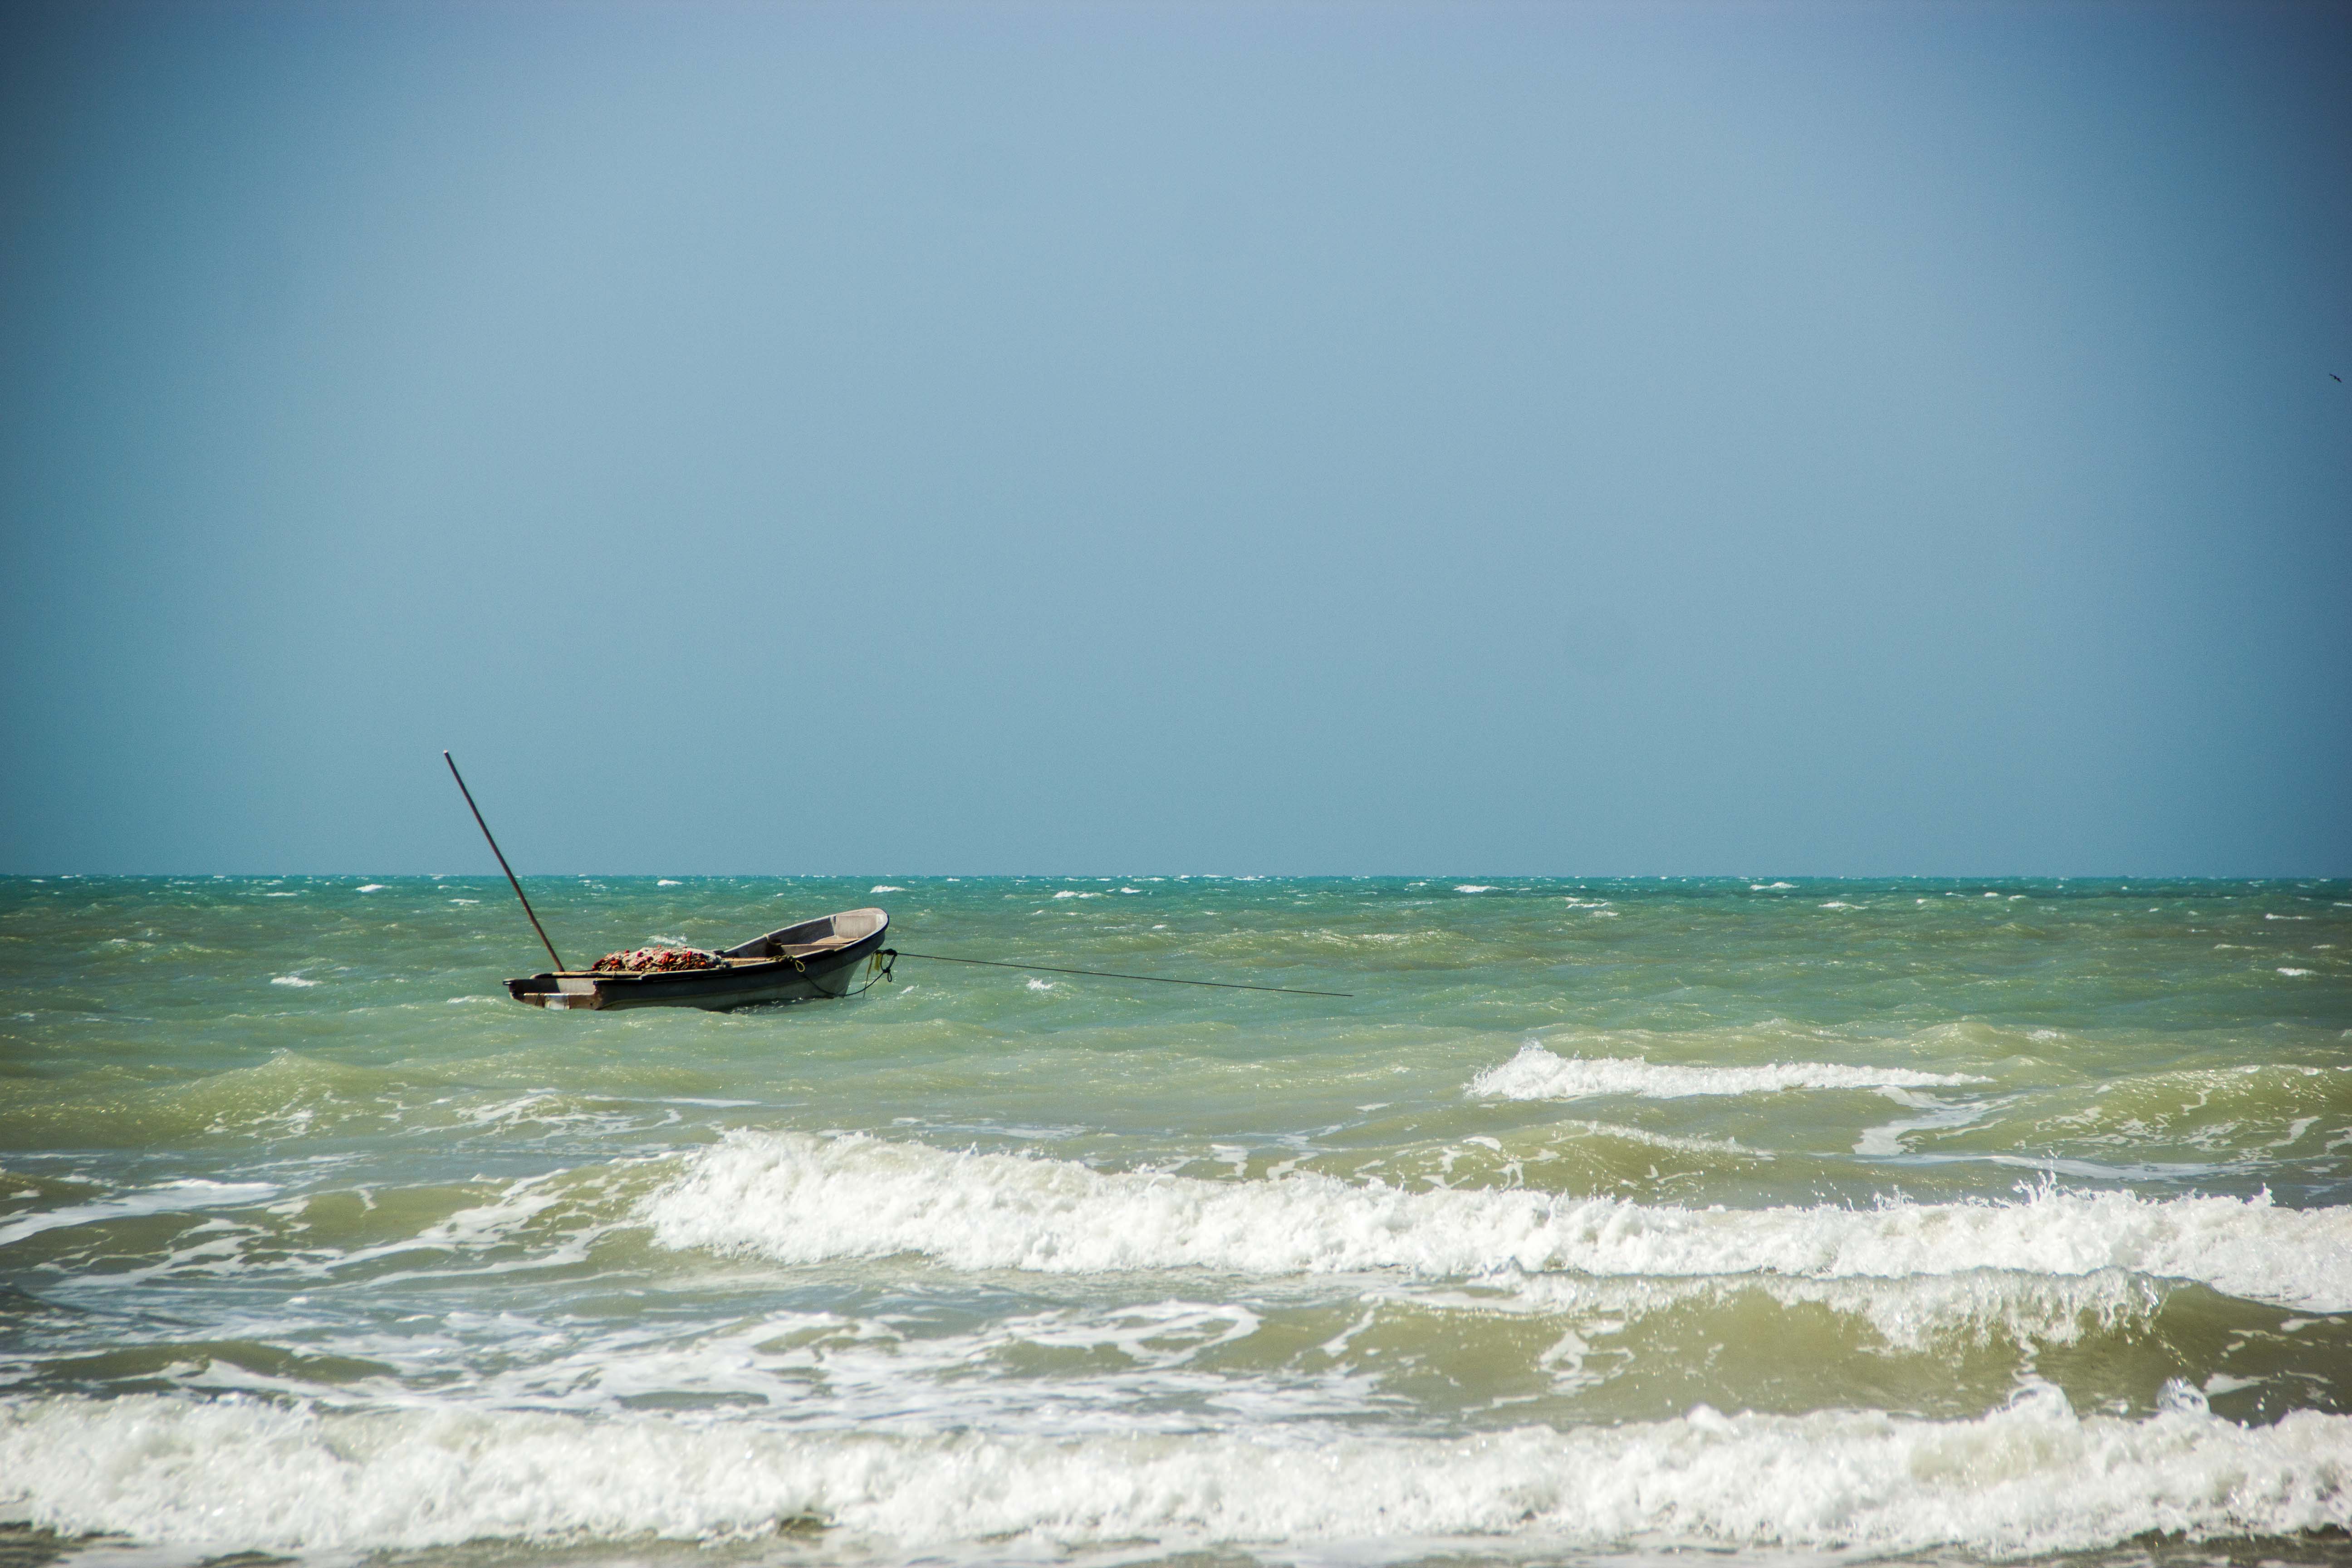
[{"x1": 2, "y1": 875, "x2": 2348, "y2": 1568}]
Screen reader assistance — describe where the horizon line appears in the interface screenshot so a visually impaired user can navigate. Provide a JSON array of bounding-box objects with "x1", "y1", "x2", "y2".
[{"x1": 4, "y1": 872, "x2": 2347, "y2": 884}]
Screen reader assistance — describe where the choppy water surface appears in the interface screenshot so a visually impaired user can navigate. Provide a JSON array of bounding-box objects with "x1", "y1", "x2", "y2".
[{"x1": 3, "y1": 875, "x2": 2349, "y2": 1568}]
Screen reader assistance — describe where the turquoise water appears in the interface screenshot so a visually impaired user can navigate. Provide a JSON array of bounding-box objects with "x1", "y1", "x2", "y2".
[{"x1": 3, "y1": 875, "x2": 2349, "y2": 1566}]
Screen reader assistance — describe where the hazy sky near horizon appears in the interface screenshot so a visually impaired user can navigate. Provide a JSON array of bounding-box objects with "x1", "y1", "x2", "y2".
[{"x1": 2, "y1": 0, "x2": 2347, "y2": 877}]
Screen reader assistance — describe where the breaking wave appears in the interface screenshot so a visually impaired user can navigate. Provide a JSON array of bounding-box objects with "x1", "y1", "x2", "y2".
[
  {"x1": 639, "y1": 1131, "x2": 2352, "y2": 1309},
  {"x1": 1470, "y1": 1044, "x2": 1984, "y2": 1100},
  {"x1": 3, "y1": 1387, "x2": 2347, "y2": 1554}
]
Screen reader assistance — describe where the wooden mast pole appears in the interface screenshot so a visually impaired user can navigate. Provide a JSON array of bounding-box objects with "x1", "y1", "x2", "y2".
[{"x1": 443, "y1": 751, "x2": 567, "y2": 974}]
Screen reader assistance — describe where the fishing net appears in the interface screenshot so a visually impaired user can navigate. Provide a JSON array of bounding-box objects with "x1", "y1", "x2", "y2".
[{"x1": 591, "y1": 946, "x2": 722, "y2": 973}]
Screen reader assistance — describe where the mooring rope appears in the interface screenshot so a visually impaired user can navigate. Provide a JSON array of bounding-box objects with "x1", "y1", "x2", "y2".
[{"x1": 880, "y1": 950, "x2": 1349, "y2": 998}]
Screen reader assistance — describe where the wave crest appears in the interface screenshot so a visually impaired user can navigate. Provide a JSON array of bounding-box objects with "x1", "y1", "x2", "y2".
[
  {"x1": 3, "y1": 1390, "x2": 2346, "y2": 1553},
  {"x1": 639, "y1": 1131, "x2": 2352, "y2": 1309},
  {"x1": 1470, "y1": 1044, "x2": 1984, "y2": 1100}
]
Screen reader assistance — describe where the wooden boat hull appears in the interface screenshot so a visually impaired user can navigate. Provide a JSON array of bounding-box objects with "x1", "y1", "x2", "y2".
[{"x1": 505, "y1": 907, "x2": 890, "y2": 1012}]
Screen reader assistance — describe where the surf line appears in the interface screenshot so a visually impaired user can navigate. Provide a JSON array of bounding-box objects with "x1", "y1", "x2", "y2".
[{"x1": 884, "y1": 951, "x2": 1350, "y2": 998}]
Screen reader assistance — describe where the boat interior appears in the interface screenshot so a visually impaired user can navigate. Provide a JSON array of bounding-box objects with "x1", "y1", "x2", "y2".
[{"x1": 719, "y1": 906, "x2": 888, "y2": 963}]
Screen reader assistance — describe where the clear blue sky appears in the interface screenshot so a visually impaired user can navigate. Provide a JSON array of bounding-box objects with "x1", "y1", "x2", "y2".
[{"x1": 2, "y1": 0, "x2": 2346, "y2": 876}]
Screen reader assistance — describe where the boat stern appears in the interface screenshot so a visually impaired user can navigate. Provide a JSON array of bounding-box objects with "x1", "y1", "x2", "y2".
[{"x1": 505, "y1": 973, "x2": 608, "y2": 1009}]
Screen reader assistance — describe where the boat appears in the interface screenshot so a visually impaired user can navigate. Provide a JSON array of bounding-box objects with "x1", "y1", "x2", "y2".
[{"x1": 504, "y1": 907, "x2": 892, "y2": 1011}]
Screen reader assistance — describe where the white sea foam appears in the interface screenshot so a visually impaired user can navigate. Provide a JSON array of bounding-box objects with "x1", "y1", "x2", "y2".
[
  {"x1": 3, "y1": 1389, "x2": 2346, "y2": 1554},
  {"x1": 307, "y1": 1297, "x2": 1337, "y2": 1434},
  {"x1": 658, "y1": 879, "x2": 682, "y2": 886},
  {"x1": 1853, "y1": 1088, "x2": 1994, "y2": 1157},
  {"x1": 1455, "y1": 885, "x2": 1496, "y2": 893},
  {"x1": 270, "y1": 975, "x2": 320, "y2": 987},
  {"x1": 260, "y1": 1169, "x2": 627, "y2": 1286},
  {"x1": 356, "y1": 884, "x2": 387, "y2": 893},
  {"x1": 0, "y1": 1180, "x2": 279, "y2": 1250},
  {"x1": 871, "y1": 885, "x2": 904, "y2": 892},
  {"x1": 639, "y1": 1132, "x2": 2352, "y2": 1308},
  {"x1": 1470, "y1": 1045, "x2": 1983, "y2": 1101}
]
